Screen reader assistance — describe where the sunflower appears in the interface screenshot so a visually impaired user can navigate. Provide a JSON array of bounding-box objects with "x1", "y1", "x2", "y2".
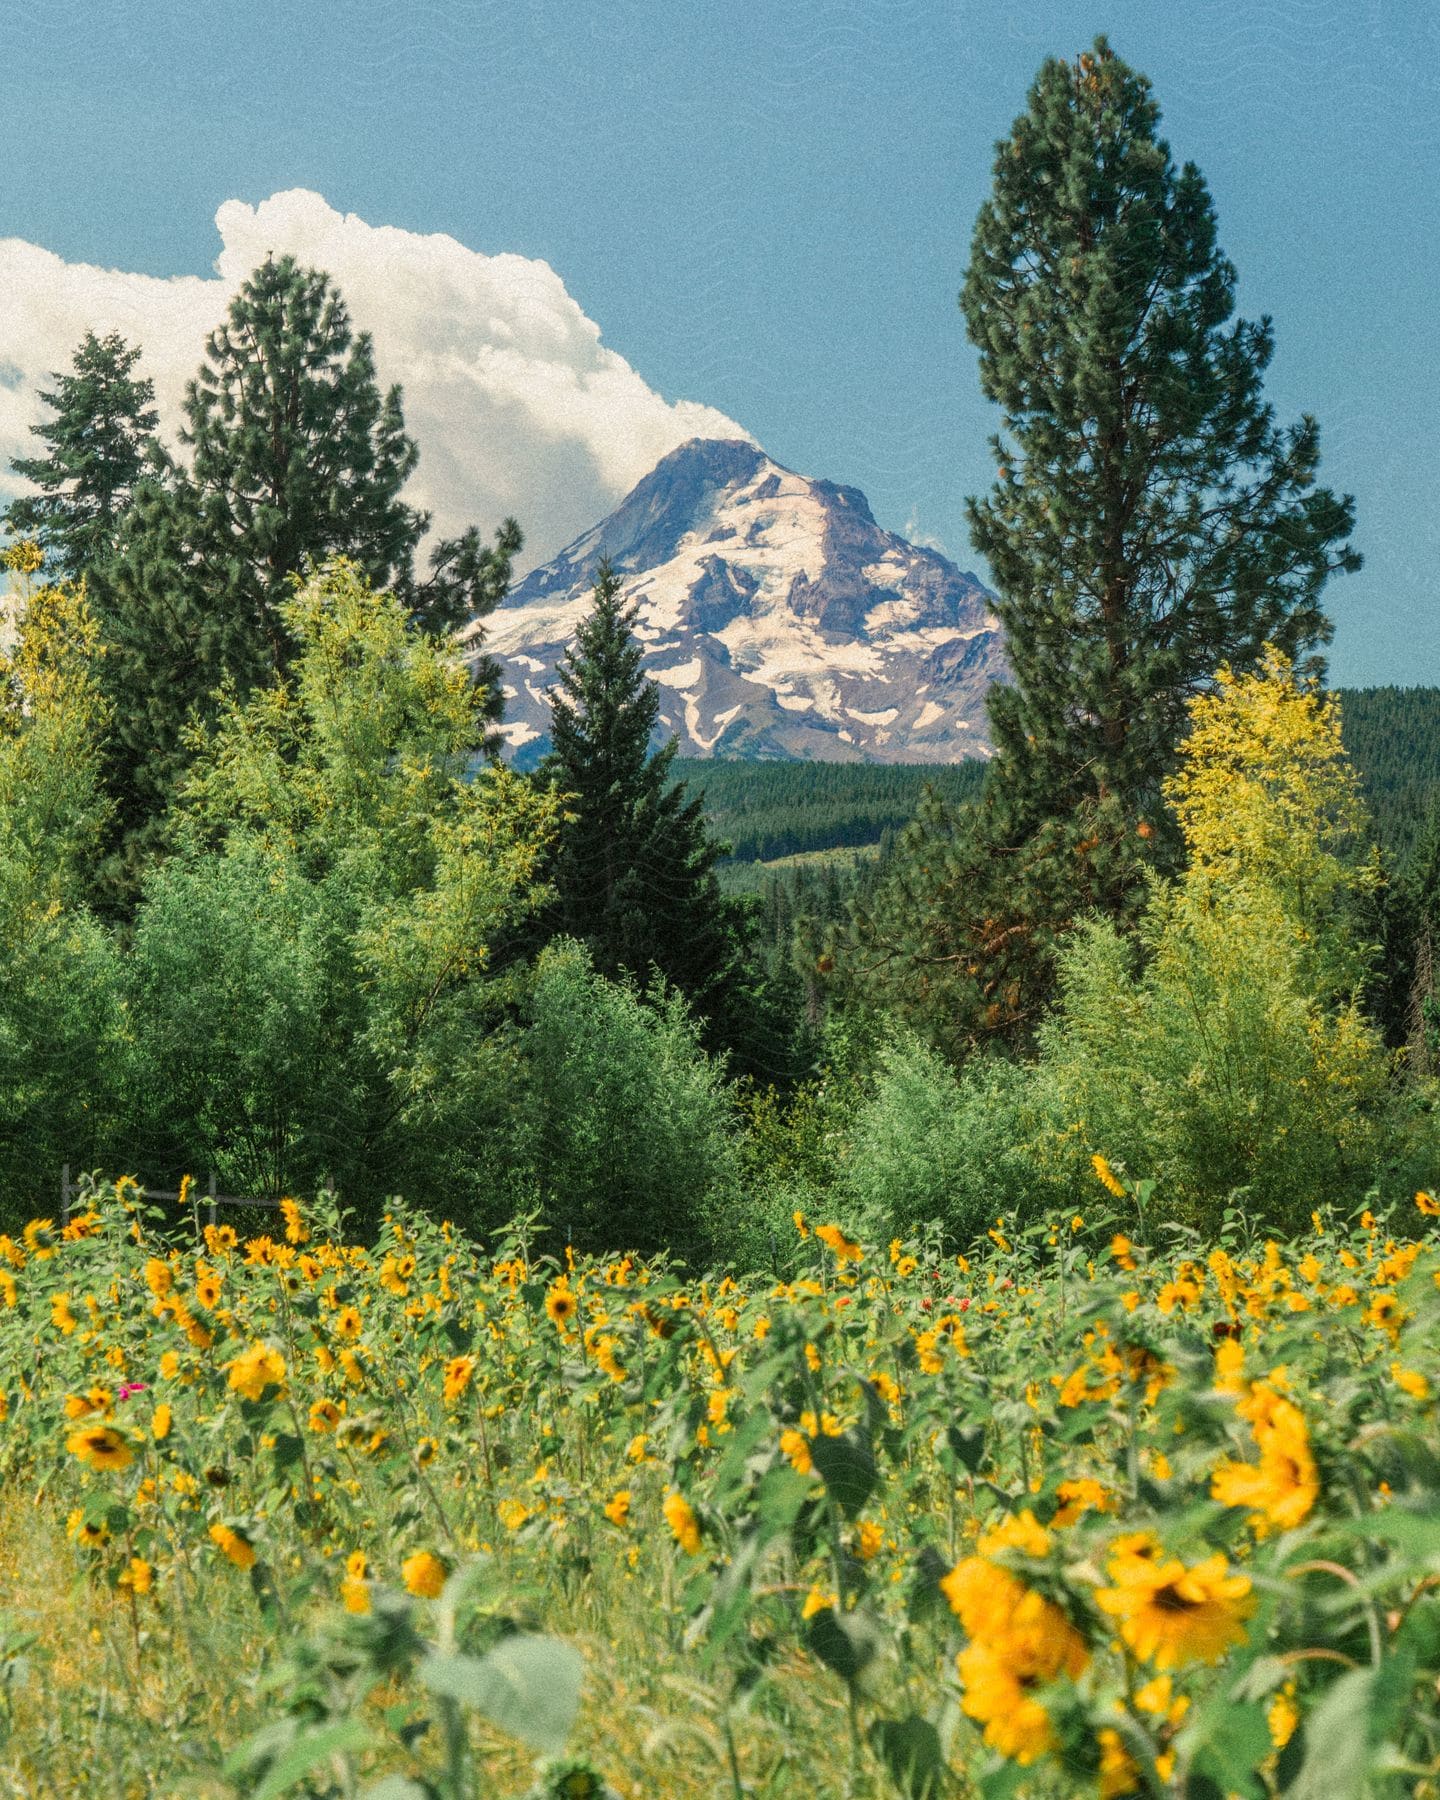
[
  {"x1": 209, "y1": 1522, "x2": 257, "y2": 1570},
  {"x1": 1051, "y1": 1478, "x2": 1117, "y2": 1527},
  {"x1": 545, "y1": 1283, "x2": 578, "y2": 1329},
  {"x1": 225, "y1": 1343, "x2": 287, "y2": 1402},
  {"x1": 1097, "y1": 1727, "x2": 1143, "y2": 1798},
  {"x1": 334, "y1": 1305, "x2": 362, "y2": 1341},
  {"x1": 193, "y1": 1271, "x2": 223, "y2": 1310},
  {"x1": 151, "y1": 1404, "x2": 172, "y2": 1442},
  {"x1": 66, "y1": 1509, "x2": 108, "y2": 1546},
  {"x1": 1211, "y1": 1391, "x2": 1319, "y2": 1534},
  {"x1": 603, "y1": 1490, "x2": 631, "y2": 1527},
  {"x1": 663, "y1": 1490, "x2": 702, "y2": 1555},
  {"x1": 117, "y1": 1557, "x2": 153, "y2": 1597},
  {"x1": 956, "y1": 1591, "x2": 1088, "y2": 1765},
  {"x1": 67, "y1": 1425, "x2": 133, "y2": 1472},
  {"x1": 415, "y1": 1435, "x2": 440, "y2": 1466},
  {"x1": 442, "y1": 1354, "x2": 475, "y2": 1402},
  {"x1": 308, "y1": 1399, "x2": 343, "y2": 1433},
  {"x1": 941, "y1": 1557, "x2": 1029, "y2": 1639},
  {"x1": 779, "y1": 1428, "x2": 814, "y2": 1476},
  {"x1": 402, "y1": 1550, "x2": 447, "y2": 1598},
  {"x1": 50, "y1": 1293, "x2": 78, "y2": 1336},
  {"x1": 815, "y1": 1223, "x2": 863, "y2": 1264},
  {"x1": 339, "y1": 1549, "x2": 371, "y2": 1613},
  {"x1": 22, "y1": 1219, "x2": 57, "y2": 1260},
  {"x1": 63, "y1": 1388, "x2": 111, "y2": 1421},
  {"x1": 1096, "y1": 1549, "x2": 1253, "y2": 1669},
  {"x1": 1091, "y1": 1154, "x2": 1126, "y2": 1199}
]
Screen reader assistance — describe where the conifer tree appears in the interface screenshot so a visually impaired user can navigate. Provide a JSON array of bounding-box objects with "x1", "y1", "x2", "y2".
[
  {"x1": 540, "y1": 558, "x2": 737, "y2": 1016},
  {"x1": 4, "y1": 330, "x2": 159, "y2": 578},
  {"x1": 87, "y1": 256, "x2": 519, "y2": 899},
  {"x1": 963, "y1": 37, "x2": 1357, "y2": 850},
  {"x1": 839, "y1": 37, "x2": 1359, "y2": 1052}
]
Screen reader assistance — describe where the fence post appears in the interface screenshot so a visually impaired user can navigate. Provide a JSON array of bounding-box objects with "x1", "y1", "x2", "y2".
[
  {"x1": 208, "y1": 1171, "x2": 217, "y2": 1232},
  {"x1": 60, "y1": 1163, "x2": 71, "y2": 1230}
]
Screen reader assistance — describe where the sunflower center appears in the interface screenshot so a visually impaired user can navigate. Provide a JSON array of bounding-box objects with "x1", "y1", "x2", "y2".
[{"x1": 1151, "y1": 1582, "x2": 1200, "y2": 1615}]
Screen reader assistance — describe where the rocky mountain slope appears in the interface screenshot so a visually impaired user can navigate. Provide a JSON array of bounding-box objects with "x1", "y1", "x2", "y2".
[{"x1": 464, "y1": 437, "x2": 1008, "y2": 765}]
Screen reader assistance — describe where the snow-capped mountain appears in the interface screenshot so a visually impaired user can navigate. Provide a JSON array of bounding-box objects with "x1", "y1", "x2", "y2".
[{"x1": 465, "y1": 437, "x2": 1008, "y2": 765}]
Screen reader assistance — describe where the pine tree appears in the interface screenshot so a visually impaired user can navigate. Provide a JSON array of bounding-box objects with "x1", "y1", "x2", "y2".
[
  {"x1": 88, "y1": 256, "x2": 520, "y2": 900},
  {"x1": 4, "y1": 330, "x2": 159, "y2": 578},
  {"x1": 966, "y1": 37, "x2": 1357, "y2": 847},
  {"x1": 541, "y1": 559, "x2": 738, "y2": 1017},
  {"x1": 839, "y1": 37, "x2": 1359, "y2": 1052}
]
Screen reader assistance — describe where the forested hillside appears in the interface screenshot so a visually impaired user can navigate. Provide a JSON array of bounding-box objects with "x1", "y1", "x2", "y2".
[
  {"x1": 674, "y1": 757, "x2": 986, "y2": 863},
  {"x1": 1338, "y1": 685, "x2": 1440, "y2": 855},
  {"x1": 681, "y1": 687, "x2": 1440, "y2": 875}
]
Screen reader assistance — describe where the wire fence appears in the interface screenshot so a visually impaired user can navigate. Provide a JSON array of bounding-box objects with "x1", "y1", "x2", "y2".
[{"x1": 59, "y1": 1164, "x2": 286, "y2": 1231}]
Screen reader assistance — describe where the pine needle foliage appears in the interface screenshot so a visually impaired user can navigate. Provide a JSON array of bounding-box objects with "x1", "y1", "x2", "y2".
[
  {"x1": 839, "y1": 36, "x2": 1359, "y2": 1053},
  {"x1": 541, "y1": 559, "x2": 736, "y2": 1019},
  {"x1": 3, "y1": 331, "x2": 160, "y2": 580}
]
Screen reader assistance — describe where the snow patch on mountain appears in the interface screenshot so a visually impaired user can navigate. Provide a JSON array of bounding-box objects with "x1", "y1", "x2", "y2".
[{"x1": 466, "y1": 437, "x2": 1009, "y2": 765}]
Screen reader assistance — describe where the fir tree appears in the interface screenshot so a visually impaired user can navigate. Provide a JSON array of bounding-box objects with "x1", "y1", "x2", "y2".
[
  {"x1": 88, "y1": 256, "x2": 519, "y2": 900},
  {"x1": 839, "y1": 38, "x2": 1359, "y2": 1052},
  {"x1": 541, "y1": 559, "x2": 738, "y2": 1020},
  {"x1": 4, "y1": 330, "x2": 159, "y2": 578}
]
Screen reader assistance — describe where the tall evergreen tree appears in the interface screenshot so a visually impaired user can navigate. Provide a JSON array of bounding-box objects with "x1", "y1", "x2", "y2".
[
  {"x1": 87, "y1": 256, "x2": 520, "y2": 899},
  {"x1": 839, "y1": 37, "x2": 1359, "y2": 1052},
  {"x1": 4, "y1": 330, "x2": 159, "y2": 578},
  {"x1": 964, "y1": 37, "x2": 1357, "y2": 846},
  {"x1": 540, "y1": 559, "x2": 738, "y2": 1019}
]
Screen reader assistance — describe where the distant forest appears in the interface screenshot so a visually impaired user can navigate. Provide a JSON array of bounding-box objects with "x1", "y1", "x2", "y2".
[
  {"x1": 1337, "y1": 686, "x2": 1440, "y2": 856},
  {"x1": 681, "y1": 685, "x2": 1440, "y2": 872},
  {"x1": 674, "y1": 758, "x2": 987, "y2": 865}
]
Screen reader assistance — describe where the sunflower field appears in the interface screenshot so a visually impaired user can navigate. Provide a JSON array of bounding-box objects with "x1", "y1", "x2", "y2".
[{"x1": 4, "y1": 1171, "x2": 1440, "y2": 1798}]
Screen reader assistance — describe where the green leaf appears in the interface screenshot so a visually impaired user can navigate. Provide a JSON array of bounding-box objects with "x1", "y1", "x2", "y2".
[
  {"x1": 359, "y1": 1779, "x2": 435, "y2": 1800},
  {"x1": 756, "y1": 1464, "x2": 812, "y2": 1539},
  {"x1": 804, "y1": 1606, "x2": 878, "y2": 1683},
  {"x1": 270, "y1": 1432, "x2": 305, "y2": 1471},
  {"x1": 809, "y1": 1429, "x2": 878, "y2": 1520},
  {"x1": 944, "y1": 1424, "x2": 987, "y2": 1474},
  {"x1": 869, "y1": 1715, "x2": 946, "y2": 1800},
  {"x1": 975, "y1": 1757, "x2": 1025, "y2": 1800},
  {"x1": 246, "y1": 1720, "x2": 372, "y2": 1800},
  {"x1": 1186, "y1": 1699, "x2": 1270, "y2": 1800},
  {"x1": 1285, "y1": 1669, "x2": 1375, "y2": 1800},
  {"x1": 422, "y1": 1635, "x2": 583, "y2": 1757},
  {"x1": 907, "y1": 1545, "x2": 951, "y2": 1626}
]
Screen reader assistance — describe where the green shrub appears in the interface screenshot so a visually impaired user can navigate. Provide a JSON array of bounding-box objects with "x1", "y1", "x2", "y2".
[
  {"x1": 841, "y1": 1033, "x2": 1063, "y2": 1247},
  {"x1": 516, "y1": 940, "x2": 742, "y2": 1258}
]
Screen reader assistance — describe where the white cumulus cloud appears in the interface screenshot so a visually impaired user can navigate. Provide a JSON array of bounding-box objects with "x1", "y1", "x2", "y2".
[{"x1": 0, "y1": 188, "x2": 752, "y2": 571}]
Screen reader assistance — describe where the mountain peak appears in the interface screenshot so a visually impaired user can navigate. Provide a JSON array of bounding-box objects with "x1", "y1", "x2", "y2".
[{"x1": 470, "y1": 437, "x2": 1008, "y2": 765}]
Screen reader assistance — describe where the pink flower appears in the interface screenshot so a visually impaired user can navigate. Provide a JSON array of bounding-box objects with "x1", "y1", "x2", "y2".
[{"x1": 117, "y1": 1382, "x2": 149, "y2": 1401}]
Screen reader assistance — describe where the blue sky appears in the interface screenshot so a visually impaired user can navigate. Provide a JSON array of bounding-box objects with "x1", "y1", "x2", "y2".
[{"x1": 5, "y1": 0, "x2": 1437, "y2": 684}]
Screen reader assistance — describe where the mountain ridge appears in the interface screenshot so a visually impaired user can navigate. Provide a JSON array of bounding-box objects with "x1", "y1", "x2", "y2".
[{"x1": 464, "y1": 436, "x2": 1009, "y2": 765}]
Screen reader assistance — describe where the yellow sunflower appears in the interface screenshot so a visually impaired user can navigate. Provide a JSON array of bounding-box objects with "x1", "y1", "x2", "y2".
[
  {"x1": 209, "y1": 1523, "x2": 257, "y2": 1570},
  {"x1": 1096, "y1": 1549, "x2": 1253, "y2": 1669},
  {"x1": 67, "y1": 1425, "x2": 133, "y2": 1472},
  {"x1": 442, "y1": 1354, "x2": 475, "y2": 1402},
  {"x1": 663, "y1": 1490, "x2": 702, "y2": 1555},
  {"x1": 224, "y1": 1344, "x2": 286, "y2": 1402},
  {"x1": 402, "y1": 1550, "x2": 447, "y2": 1598},
  {"x1": 545, "y1": 1283, "x2": 578, "y2": 1329}
]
